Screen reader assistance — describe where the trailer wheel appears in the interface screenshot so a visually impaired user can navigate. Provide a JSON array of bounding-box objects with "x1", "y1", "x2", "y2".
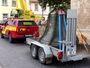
[
  {"x1": 38, "y1": 48, "x2": 46, "y2": 64},
  {"x1": 30, "y1": 45, "x2": 38, "y2": 59}
]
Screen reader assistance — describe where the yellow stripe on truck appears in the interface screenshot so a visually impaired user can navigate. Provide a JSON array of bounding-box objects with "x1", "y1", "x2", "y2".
[
  {"x1": 2, "y1": 26, "x2": 16, "y2": 34},
  {"x1": 9, "y1": 27, "x2": 16, "y2": 31}
]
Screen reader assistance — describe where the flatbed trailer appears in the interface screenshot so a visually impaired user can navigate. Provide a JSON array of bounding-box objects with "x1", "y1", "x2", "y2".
[{"x1": 26, "y1": 9, "x2": 90, "y2": 64}]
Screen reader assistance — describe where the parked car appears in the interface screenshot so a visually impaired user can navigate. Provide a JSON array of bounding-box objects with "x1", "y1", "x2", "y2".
[{"x1": 1, "y1": 18, "x2": 39, "y2": 43}]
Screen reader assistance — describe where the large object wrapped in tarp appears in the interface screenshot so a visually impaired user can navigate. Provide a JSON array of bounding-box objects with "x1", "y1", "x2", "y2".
[
  {"x1": 39, "y1": 11, "x2": 66, "y2": 48},
  {"x1": 39, "y1": 11, "x2": 57, "y2": 45}
]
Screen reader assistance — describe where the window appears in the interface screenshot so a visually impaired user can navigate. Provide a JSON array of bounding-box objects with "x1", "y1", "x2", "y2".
[
  {"x1": 18, "y1": 20, "x2": 37, "y2": 26},
  {"x1": 34, "y1": 3, "x2": 38, "y2": 11},
  {"x1": 3, "y1": 14, "x2": 8, "y2": 21},
  {"x1": 2, "y1": 0, "x2": 8, "y2": 6},
  {"x1": 12, "y1": 0, "x2": 16, "y2": 7},
  {"x1": 7, "y1": 20, "x2": 13, "y2": 25},
  {"x1": 12, "y1": 20, "x2": 16, "y2": 26}
]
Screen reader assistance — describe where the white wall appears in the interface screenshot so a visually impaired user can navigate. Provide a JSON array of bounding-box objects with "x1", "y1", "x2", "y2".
[
  {"x1": 30, "y1": 3, "x2": 50, "y2": 20},
  {"x1": 0, "y1": 0, "x2": 16, "y2": 21}
]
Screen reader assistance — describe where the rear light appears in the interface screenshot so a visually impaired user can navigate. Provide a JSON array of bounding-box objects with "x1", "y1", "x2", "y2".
[
  {"x1": 33, "y1": 31, "x2": 39, "y2": 40},
  {"x1": 33, "y1": 31, "x2": 39, "y2": 37},
  {"x1": 57, "y1": 52, "x2": 63, "y2": 61}
]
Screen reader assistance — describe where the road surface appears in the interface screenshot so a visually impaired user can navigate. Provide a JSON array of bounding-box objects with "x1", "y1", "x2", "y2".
[{"x1": 0, "y1": 38, "x2": 90, "y2": 68}]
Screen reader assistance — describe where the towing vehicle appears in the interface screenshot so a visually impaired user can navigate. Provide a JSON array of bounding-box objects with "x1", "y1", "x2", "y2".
[
  {"x1": 1, "y1": 18, "x2": 39, "y2": 43},
  {"x1": 26, "y1": 9, "x2": 90, "y2": 64},
  {"x1": 1, "y1": 0, "x2": 40, "y2": 43}
]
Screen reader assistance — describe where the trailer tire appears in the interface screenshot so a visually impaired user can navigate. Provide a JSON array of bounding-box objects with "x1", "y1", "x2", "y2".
[
  {"x1": 38, "y1": 47, "x2": 46, "y2": 64},
  {"x1": 30, "y1": 45, "x2": 38, "y2": 59}
]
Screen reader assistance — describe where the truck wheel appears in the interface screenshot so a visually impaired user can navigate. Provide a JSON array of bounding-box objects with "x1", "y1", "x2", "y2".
[
  {"x1": 38, "y1": 48, "x2": 46, "y2": 64},
  {"x1": 30, "y1": 45, "x2": 38, "y2": 59},
  {"x1": 1, "y1": 33, "x2": 4, "y2": 38},
  {"x1": 9, "y1": 34, "x2": 14, "y2": 43}
]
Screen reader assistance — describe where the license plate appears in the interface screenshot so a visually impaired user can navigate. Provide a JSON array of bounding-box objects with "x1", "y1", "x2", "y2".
[
  {"x1": 25, "y1": 35, "x2": 32, "y2": 37},
  {"x1": 67, "y1": 49, "x2": 76, "y2": 56}
]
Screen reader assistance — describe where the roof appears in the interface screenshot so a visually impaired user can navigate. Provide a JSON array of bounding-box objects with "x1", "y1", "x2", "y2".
[{"x1": 12, "y1": 18, "x2": 34, "y2": 21}]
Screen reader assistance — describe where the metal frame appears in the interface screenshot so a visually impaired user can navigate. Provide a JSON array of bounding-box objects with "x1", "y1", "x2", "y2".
[{"x1": 26, "y1": 9, "x2": 89, "y2": 63}]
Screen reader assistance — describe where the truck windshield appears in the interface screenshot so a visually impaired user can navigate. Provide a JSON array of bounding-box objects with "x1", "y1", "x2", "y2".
[{"x1": 18, "y1": 20, "x2": 37, "y2": 26}]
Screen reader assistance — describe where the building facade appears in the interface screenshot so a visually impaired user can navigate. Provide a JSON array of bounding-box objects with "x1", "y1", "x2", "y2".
[
  {"x1": 30, "y1": 0, "x2": 50, "y2": 20},
  {"x1": 71, "y1": 0, "x2": 90, "y2": 29},
  {"x1": 0, "y1": 0, "x2": 49, "y2": 23},
  {"x1": 0, "y1": 0, "x2": 16, "y2": 22},
  {"x1": 71, "y1": 0, "x2": 90, "y2": 43}
]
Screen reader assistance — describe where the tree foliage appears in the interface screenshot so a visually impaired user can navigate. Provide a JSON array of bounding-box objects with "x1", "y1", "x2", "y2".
[{"x1": 38, "y1": 0, "x2": 70, "y2": 11}]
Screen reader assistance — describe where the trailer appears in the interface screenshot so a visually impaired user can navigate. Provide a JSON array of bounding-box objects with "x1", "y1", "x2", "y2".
[{"x1": 26, "y1": 9, "x2": 90, "y2": 64}]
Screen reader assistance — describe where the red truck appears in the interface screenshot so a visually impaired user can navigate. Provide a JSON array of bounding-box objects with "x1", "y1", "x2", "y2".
[{"x1": 1, "y1": 18, "x2": 39, "y2": 43}]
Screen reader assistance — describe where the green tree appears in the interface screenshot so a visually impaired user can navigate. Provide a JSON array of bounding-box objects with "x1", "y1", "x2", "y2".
[{"x1": 38, "y1": 0, "x2": 70, "y2": 12}]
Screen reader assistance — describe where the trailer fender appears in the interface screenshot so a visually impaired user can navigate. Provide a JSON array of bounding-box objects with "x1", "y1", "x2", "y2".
[{"x1": 26, "y1": 38, "x2": 53, "y2": 58}]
